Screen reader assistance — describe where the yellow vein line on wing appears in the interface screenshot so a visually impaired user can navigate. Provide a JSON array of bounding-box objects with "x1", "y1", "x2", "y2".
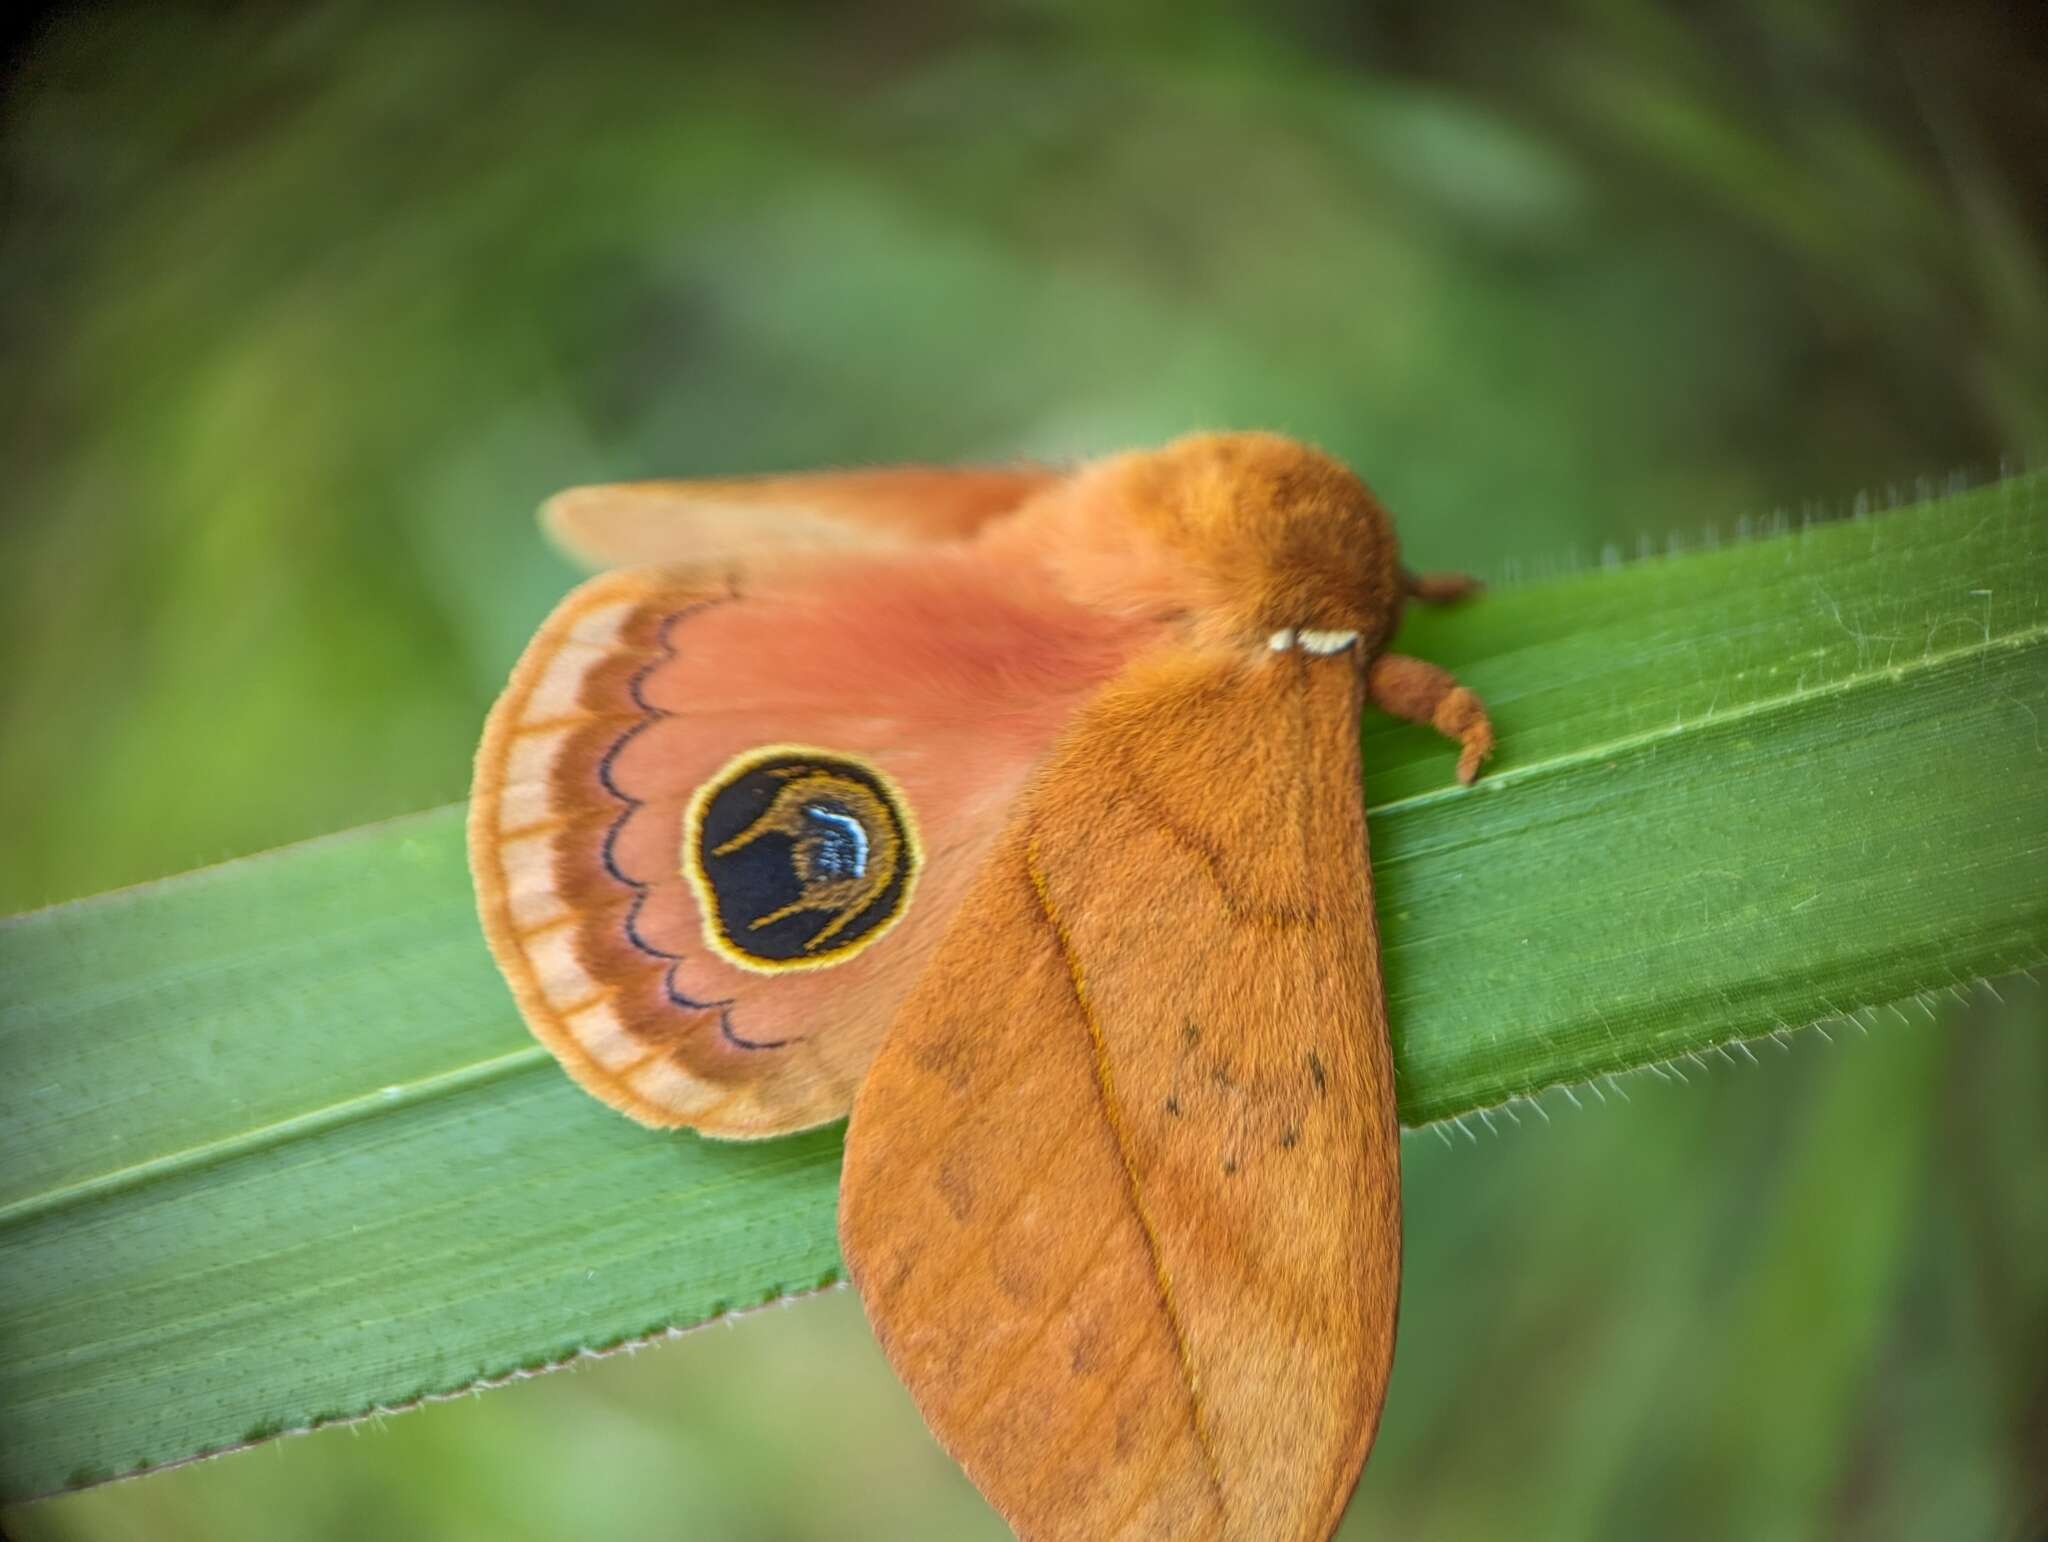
[{"x1": 1023, "y1": 836, "x2": 1227, "y2": 1521}]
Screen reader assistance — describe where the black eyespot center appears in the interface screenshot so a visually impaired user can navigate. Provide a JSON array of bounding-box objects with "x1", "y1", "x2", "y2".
[{"x1": 686, "y1": 748, "x2": 920, "y2": 972}]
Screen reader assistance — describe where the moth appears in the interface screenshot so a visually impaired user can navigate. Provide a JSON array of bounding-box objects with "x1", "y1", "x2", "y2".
[{"x1": 469, "y1": 432, "x2": 1492, "y2": 1540}]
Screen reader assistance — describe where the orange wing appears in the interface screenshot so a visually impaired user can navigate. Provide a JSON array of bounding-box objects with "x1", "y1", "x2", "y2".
[
  {"x1": 543, "y1": 464, "x2": 1059, "y2": 570},
  {"x1": 469, "y1": 543, "x2": 1152, "y2": 1137},
  {"x1": 839, "y1": 642, "x2": 1400, "y2": 1540}
]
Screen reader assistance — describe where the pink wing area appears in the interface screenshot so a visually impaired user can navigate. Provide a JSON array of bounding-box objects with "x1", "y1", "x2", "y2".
[
  {"x1": 543, "y1": 465, "x2": 1061, "y2": 570},
  {"x1": 469, "y1": 548, "x2": 1152, "y2": 1137}
]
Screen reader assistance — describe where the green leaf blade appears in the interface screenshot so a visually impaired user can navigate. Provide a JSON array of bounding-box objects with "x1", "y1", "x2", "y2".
[{"x1": 2, "y1": 475, "x2": 2042, "y2": 1501}]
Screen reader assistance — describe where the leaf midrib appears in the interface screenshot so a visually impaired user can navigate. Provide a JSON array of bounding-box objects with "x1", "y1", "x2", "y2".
[{"x1": 0, "y1": 1047, "x2": 549, "y2": 1231}]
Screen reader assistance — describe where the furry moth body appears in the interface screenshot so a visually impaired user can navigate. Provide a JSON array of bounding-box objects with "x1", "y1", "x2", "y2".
[{"x1": 470, "y1": 432, "x2": 1493, "y2": 1539}]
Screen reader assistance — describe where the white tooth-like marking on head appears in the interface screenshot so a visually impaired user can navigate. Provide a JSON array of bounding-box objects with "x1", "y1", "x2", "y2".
[
  {"x1": 1297, "y1": 628, "x2": 1360, "y2": 655},
  {"x1": 1268, "y1": 628, "x2": 1298, "y2": 652}
]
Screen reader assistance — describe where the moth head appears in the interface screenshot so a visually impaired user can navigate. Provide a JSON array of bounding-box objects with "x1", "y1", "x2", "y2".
[{"x1": 1037, "y1": 431, "x2": 1407, "y2": 658}]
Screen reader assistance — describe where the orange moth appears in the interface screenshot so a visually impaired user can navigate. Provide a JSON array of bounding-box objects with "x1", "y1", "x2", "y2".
[{"x1": 469, "y1": 432, "x2": 1492, "y2": 1539}]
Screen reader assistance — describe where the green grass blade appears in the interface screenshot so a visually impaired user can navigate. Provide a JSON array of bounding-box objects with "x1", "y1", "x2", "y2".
[{"x1": 2, "y1": 476, "x2": 2043, "y2": 1502}]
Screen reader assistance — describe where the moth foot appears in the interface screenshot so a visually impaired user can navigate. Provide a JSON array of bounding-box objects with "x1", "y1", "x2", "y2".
[{"x1": 1434, "y1": 687, "x2": 1494, "y2": 784}]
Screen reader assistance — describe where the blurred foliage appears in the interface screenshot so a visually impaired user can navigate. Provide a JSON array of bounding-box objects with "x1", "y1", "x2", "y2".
[{"x1": 1, "y1": 0, "x2": 2042, "y2": 1538}]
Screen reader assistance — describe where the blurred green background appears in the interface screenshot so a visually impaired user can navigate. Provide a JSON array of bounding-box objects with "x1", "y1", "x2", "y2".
[{"x1": 3, "y1": 1, "x2": 2044, "y2": 1538}]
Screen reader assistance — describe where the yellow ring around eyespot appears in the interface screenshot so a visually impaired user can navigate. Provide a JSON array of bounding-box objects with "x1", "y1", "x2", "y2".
[{"x1": 680, "y1": 743, "x2": 923, "y2": 976}]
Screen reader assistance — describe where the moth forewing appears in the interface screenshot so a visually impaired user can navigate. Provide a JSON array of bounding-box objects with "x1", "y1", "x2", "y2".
[{"x1": 839, "y1": 645, "x2": 1401, "y2": 1541}]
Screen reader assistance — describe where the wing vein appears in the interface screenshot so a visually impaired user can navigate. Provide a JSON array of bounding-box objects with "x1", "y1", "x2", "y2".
[{"x1": 1023, "y1": 835, "x2": 1228, "y2": 1522}]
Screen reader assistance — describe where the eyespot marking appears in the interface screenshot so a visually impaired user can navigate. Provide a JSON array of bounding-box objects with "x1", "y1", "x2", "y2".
[{"x1": 683, "y1": 745, "x2": 921, "y2": 973}]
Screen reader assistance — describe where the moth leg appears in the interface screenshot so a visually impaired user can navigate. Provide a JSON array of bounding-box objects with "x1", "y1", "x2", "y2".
[
  {"x1": 1368, "y1": 653, "x2": 1494, "y2": 785},
  {"x1": 1405, "y1": 569, "x2": 1483, "y2": 605}
]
